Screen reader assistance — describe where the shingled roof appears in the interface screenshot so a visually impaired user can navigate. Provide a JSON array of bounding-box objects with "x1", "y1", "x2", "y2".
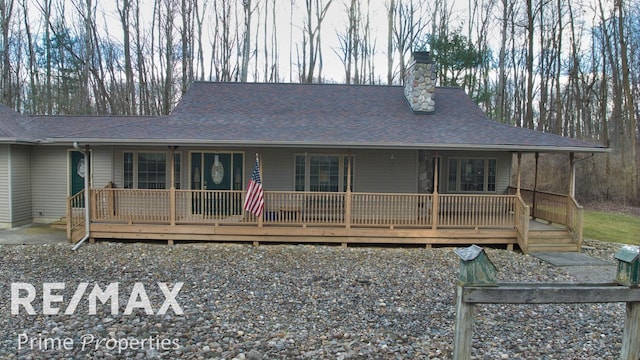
[
  {"x1": 0, "y1": 104, "x2": 28, "y2": 143},
  {"x1": 0, "y1": 82, "x2": 608, "y2": 152}
]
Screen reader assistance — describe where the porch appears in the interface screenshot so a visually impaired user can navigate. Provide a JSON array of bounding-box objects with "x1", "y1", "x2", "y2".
[{"x1": 67, "y1": 187, "x2": 583, "y2": 253}]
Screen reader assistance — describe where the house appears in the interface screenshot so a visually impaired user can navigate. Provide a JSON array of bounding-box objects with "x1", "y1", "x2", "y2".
[{"x1": 0, "y1": 52, "x2": 607, "y2": 252}]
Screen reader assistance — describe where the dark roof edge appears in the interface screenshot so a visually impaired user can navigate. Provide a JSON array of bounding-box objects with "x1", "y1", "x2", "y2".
[{"x1": 40, "y1": 138, "x2": 609, "y2": 153}]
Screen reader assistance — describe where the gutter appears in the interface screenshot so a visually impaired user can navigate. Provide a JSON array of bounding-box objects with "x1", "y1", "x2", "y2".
[
  {"x1": 71, "y1": 142, "x2": 91, "y2": 251},
  {"x1": 39, "y1": 138, "x2": 610, "y2": 154}
]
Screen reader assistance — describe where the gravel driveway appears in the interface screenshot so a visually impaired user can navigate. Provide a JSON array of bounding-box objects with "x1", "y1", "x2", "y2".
[{"x1": 0, "y1": 239, "x2": 627, "y2": 359}]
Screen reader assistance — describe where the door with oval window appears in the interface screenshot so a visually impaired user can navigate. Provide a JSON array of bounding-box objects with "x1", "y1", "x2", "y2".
[
  {"x1": 190, "y1": 152, "x2": 243, "y2": 216},
  {"x1": 70, "y1": 151, "x2": 87, "y2": 207}
]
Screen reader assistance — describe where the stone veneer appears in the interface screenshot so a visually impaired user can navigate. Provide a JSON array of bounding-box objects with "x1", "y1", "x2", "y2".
[{"x1": 404, "y1": 51, "x2": 436, "y2": 113}]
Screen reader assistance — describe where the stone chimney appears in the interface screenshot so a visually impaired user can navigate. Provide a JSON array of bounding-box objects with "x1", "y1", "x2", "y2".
[{"x1": 404, "y1": 51, "x2": 436, "y2": 113}]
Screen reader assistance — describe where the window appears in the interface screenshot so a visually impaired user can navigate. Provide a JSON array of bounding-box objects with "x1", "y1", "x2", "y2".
[
  {"x1": 447, "y1": 157, "x2": 497, "y2": 192},
  {"x1": 295, "y1": 154, "x2": 354, "y2": 192},
  {"x1": 123, "y1": 151, "x2": 181, "y2": 189}
]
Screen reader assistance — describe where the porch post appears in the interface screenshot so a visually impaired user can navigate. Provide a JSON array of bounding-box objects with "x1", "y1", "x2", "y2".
[
  {"x1": 169, "y1": 146, "x2": 176, "y2": 227},
  {"x1": 257, "y1": 153, "x2": 264, "y2": 228},
  {"x1": 345, "y1": 154, "x2": 352, "y2": 229},
  {"x1": 432, "y1": 155, "x2": 439, "y2": 230},
  {"x1": 532, "y1": 152, "x2": 539, "y2": 219},
  {"x1": 516, "y1": 152, "x2": 522, "y2": 195},
  {"x1": 569, "y1": 152, "x2": 576, "y2": 198}
]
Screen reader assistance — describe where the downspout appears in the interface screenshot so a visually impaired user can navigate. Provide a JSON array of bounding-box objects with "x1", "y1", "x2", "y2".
[{"x1": 72, "y1": 142, "x2": 91, "y2": 251}]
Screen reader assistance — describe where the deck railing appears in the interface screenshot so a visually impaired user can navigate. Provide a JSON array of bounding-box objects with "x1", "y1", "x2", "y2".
[
  {"x1": 514, "y1": 194, "x2": 530, "y2": 251},
  {"x1": 67, "y1": 190, "x2": 86, "y2": 240},
  {"x1": 566, "y1": 196, "x2": 584, "y2": 248},
  {"x1": 93, "y1": 188, "x2": 171, "y2": 223},
  {"x1": 508, "y1": 187, "x2": 576, "y2": 227},
  {"x1": 351, "y1": 193, "x2": 433, "y2": 227},
  {"x1": 86, "y1": 188, "x2": 524, "y2": 229},
  {"x1": 437, "y1": 195, "x2": 515, "y2": 228}
]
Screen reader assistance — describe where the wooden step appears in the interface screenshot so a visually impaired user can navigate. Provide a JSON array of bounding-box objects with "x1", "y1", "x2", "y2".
[
  {"x1": 528, "y1": 232, "x2": 574, "y2": 244},
  {"x1": 527, "y1": 242, "x2": 580, "y2": 252},
  {"x1": 50, "y1": 217, "x2": 67, "y2": 230}
]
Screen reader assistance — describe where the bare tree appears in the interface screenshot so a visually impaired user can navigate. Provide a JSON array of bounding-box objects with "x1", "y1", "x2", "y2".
[
  {"x1": 299, "y1": 0, "x2": 333, "y2": 83},
  {"x1": 0, "y1": 0, "x2": 14, "y2": 106}
]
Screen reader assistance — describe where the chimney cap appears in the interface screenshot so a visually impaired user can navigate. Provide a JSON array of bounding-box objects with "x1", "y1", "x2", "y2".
[{"x1": 412, "y1": 51, "x2": 433, "y2": 64}]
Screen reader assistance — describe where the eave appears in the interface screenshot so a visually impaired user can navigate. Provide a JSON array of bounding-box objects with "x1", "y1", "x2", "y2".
[{"x1": 39, "y1": 137, "x2": 609, "y2": 153}]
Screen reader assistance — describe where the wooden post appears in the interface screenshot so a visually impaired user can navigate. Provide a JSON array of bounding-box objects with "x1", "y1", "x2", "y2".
[
  {"x1": 432, "y1": 156, "x2": 440, "y2": 230},
  {"x1": 453, "y1": 284, "x2": 474, "y2": 360},
  {"x1": 532, "y1": 152, "x2": 539, "y2": 219},
  {"x1": 66, "y1": 196, "x2": 71, "y2": 241},
  {"x1": 569, "y1": 153, "x2": 576, "y2": 198},
  {"x1": 516, "y1": 152, "x2": 522, "y2": 195},
  {"x1": 257, "y1": 153, "x2": 263, "y2": 228},
  {"x1": 454, "y1": 283, "x2": 640, "y2": 358},
  {"x1": 345, "y1": 155, "x2": 352, "y2": 229},
  {"x1": 620, "y1": 302, "x2": 640, "y2": 360},
  {"x1": 169, "y1": 146, "x2": 176, "y2": 226}
]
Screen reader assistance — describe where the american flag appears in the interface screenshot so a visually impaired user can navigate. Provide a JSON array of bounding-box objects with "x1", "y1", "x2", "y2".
[{"x1": 243, "y1": 157, "x2": 264, "y2": 217}]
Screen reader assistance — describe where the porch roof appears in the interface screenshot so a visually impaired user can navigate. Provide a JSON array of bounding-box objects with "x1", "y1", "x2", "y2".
[{"x1": 3, "y1": 82, "x2": 608, "y2": 153}]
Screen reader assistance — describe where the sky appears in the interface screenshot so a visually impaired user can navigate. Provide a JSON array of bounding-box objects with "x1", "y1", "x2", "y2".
[{"x1": 88, "y1": 0, "x2": 446, "y2": 83}]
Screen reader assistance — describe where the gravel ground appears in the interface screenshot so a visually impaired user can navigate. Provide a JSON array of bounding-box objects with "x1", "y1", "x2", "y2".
[{"x1": 0, "y1": 239, "x2": 629, "y2": 359}]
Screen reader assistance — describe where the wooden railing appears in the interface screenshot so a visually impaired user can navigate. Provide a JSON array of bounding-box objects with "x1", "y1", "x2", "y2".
[
  {"x1": 87, "y1": 188, "x2": 522, "y2": 230},
  {"x1": 350, "y1": 193, "x2": 432, "y2": 227},
  {"x1": 437, "y1": 195, "x2": 515, "y2": 228},
  {"x1": 93, "y1": 188, "x2": 170, "y2": 223},
  {"x1": 508, "y1": 187, "x2": 574, "y2": 226},
  {"x1": 566, "y1": 196, "x2": 584, "y2": 248},
  {"x1": 175, "y1": 190, "x2": 245, "y2": 223},
  {"x1": 514, "y1": 194, "x2": 530, "y2": 252},
  {"x1": 66, "y1": 190, "x2": 86, "y2": 240}
]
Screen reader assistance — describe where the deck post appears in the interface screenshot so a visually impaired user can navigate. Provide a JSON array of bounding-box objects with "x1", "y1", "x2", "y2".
[
  {"x1": 66, "y1": 196, "x2": 71, "y2": 240},
  {"x1": 257, "y1": 153, "x2": 264, "y2": 228},
  {"x1": 169, "y1": 146, "x2": 176, "y2": 226},
  {"x1": 532, "y1": 152, "x2": 539, "y2": 219},
  {"x1": 516, "y1": 152, "x2": 522, "y2": 195},
  {"x1": 432, "y1": 156, "x2": 440, "y2": 229},
  {"x1": 621, "y1": 301, "x2": 640, "y2": 360},
  {"x1": 569, "y1": 153, "x2": 575, "y2": 198},
  {"x1": 567, "y1": 153, "x2": 575, "y2": 228},
  {"x1": 345, "y1": 155, "x2": 352, "y2": 229},
  {"x1": 453, "y1": 284, "x2": 474, "y2": 360}
]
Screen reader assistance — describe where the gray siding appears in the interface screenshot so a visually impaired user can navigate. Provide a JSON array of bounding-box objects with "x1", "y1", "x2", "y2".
[
  {"x1": 31, "y1": 146, "x2": 68, "y2": 221},
  {"x1": 260, "y1": 148, "x2": 296, "y2": 191},
  {"x1": 352, "y1": 149, "x2": 417, "y2": 193},
  {"x1": 92, "y1": 146, "x2": 115, "y2": 187},
  {"x1": 258, "y1": 148, "x2": 417, "y2": 193},
  {"x1": 10, "y1": 145, "x2": 32, "y2": 225},
  {"x1": 106, "y1": 146, "x2": 514, "y2": 195},
  {"x1": 0, "y1": 145, "x2": 9, "y2": 225}
]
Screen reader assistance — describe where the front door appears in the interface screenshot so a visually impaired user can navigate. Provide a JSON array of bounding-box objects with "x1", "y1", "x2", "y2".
[
  {"x1": 70, "y1": 151, "x2": 87, "y2": 206},
  {"x1": 190, "y1": 152, "x2": 244, "y2": 215}
]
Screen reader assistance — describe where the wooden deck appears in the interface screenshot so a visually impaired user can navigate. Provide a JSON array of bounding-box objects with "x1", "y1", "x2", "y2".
[{"x1": 67, "y1": 188, "x2": 583, "y2": 253}]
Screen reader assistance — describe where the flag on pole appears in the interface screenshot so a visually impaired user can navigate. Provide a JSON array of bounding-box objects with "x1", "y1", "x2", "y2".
[{"x1": 243, "y1": 156, "x2": 264, "y2": 217}]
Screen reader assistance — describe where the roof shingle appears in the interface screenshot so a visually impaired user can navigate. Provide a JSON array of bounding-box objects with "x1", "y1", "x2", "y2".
[{"x1": 1, "y1": 81, "x2": 607, "y2": 152}]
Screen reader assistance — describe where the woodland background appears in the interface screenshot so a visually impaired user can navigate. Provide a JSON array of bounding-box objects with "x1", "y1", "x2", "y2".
[{"x1": 0, "y1": 0, "x2": 637, "y2": 203}]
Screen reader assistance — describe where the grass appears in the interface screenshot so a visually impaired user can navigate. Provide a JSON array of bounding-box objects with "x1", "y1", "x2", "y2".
[{"x1": 583, "y1": 209, "x2": 640, "y2": 245}]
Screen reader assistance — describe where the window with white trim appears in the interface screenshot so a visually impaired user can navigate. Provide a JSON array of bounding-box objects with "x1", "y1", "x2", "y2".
[
  {"x1": 294, "y1": 154, "x2": 354, "y2": 192},
  {"x1": 123, "y1": 151, "x2": 181, "y2": 189},
  {"x1": 447, "y1": 157, "x2": 497, "y2": 192}
]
